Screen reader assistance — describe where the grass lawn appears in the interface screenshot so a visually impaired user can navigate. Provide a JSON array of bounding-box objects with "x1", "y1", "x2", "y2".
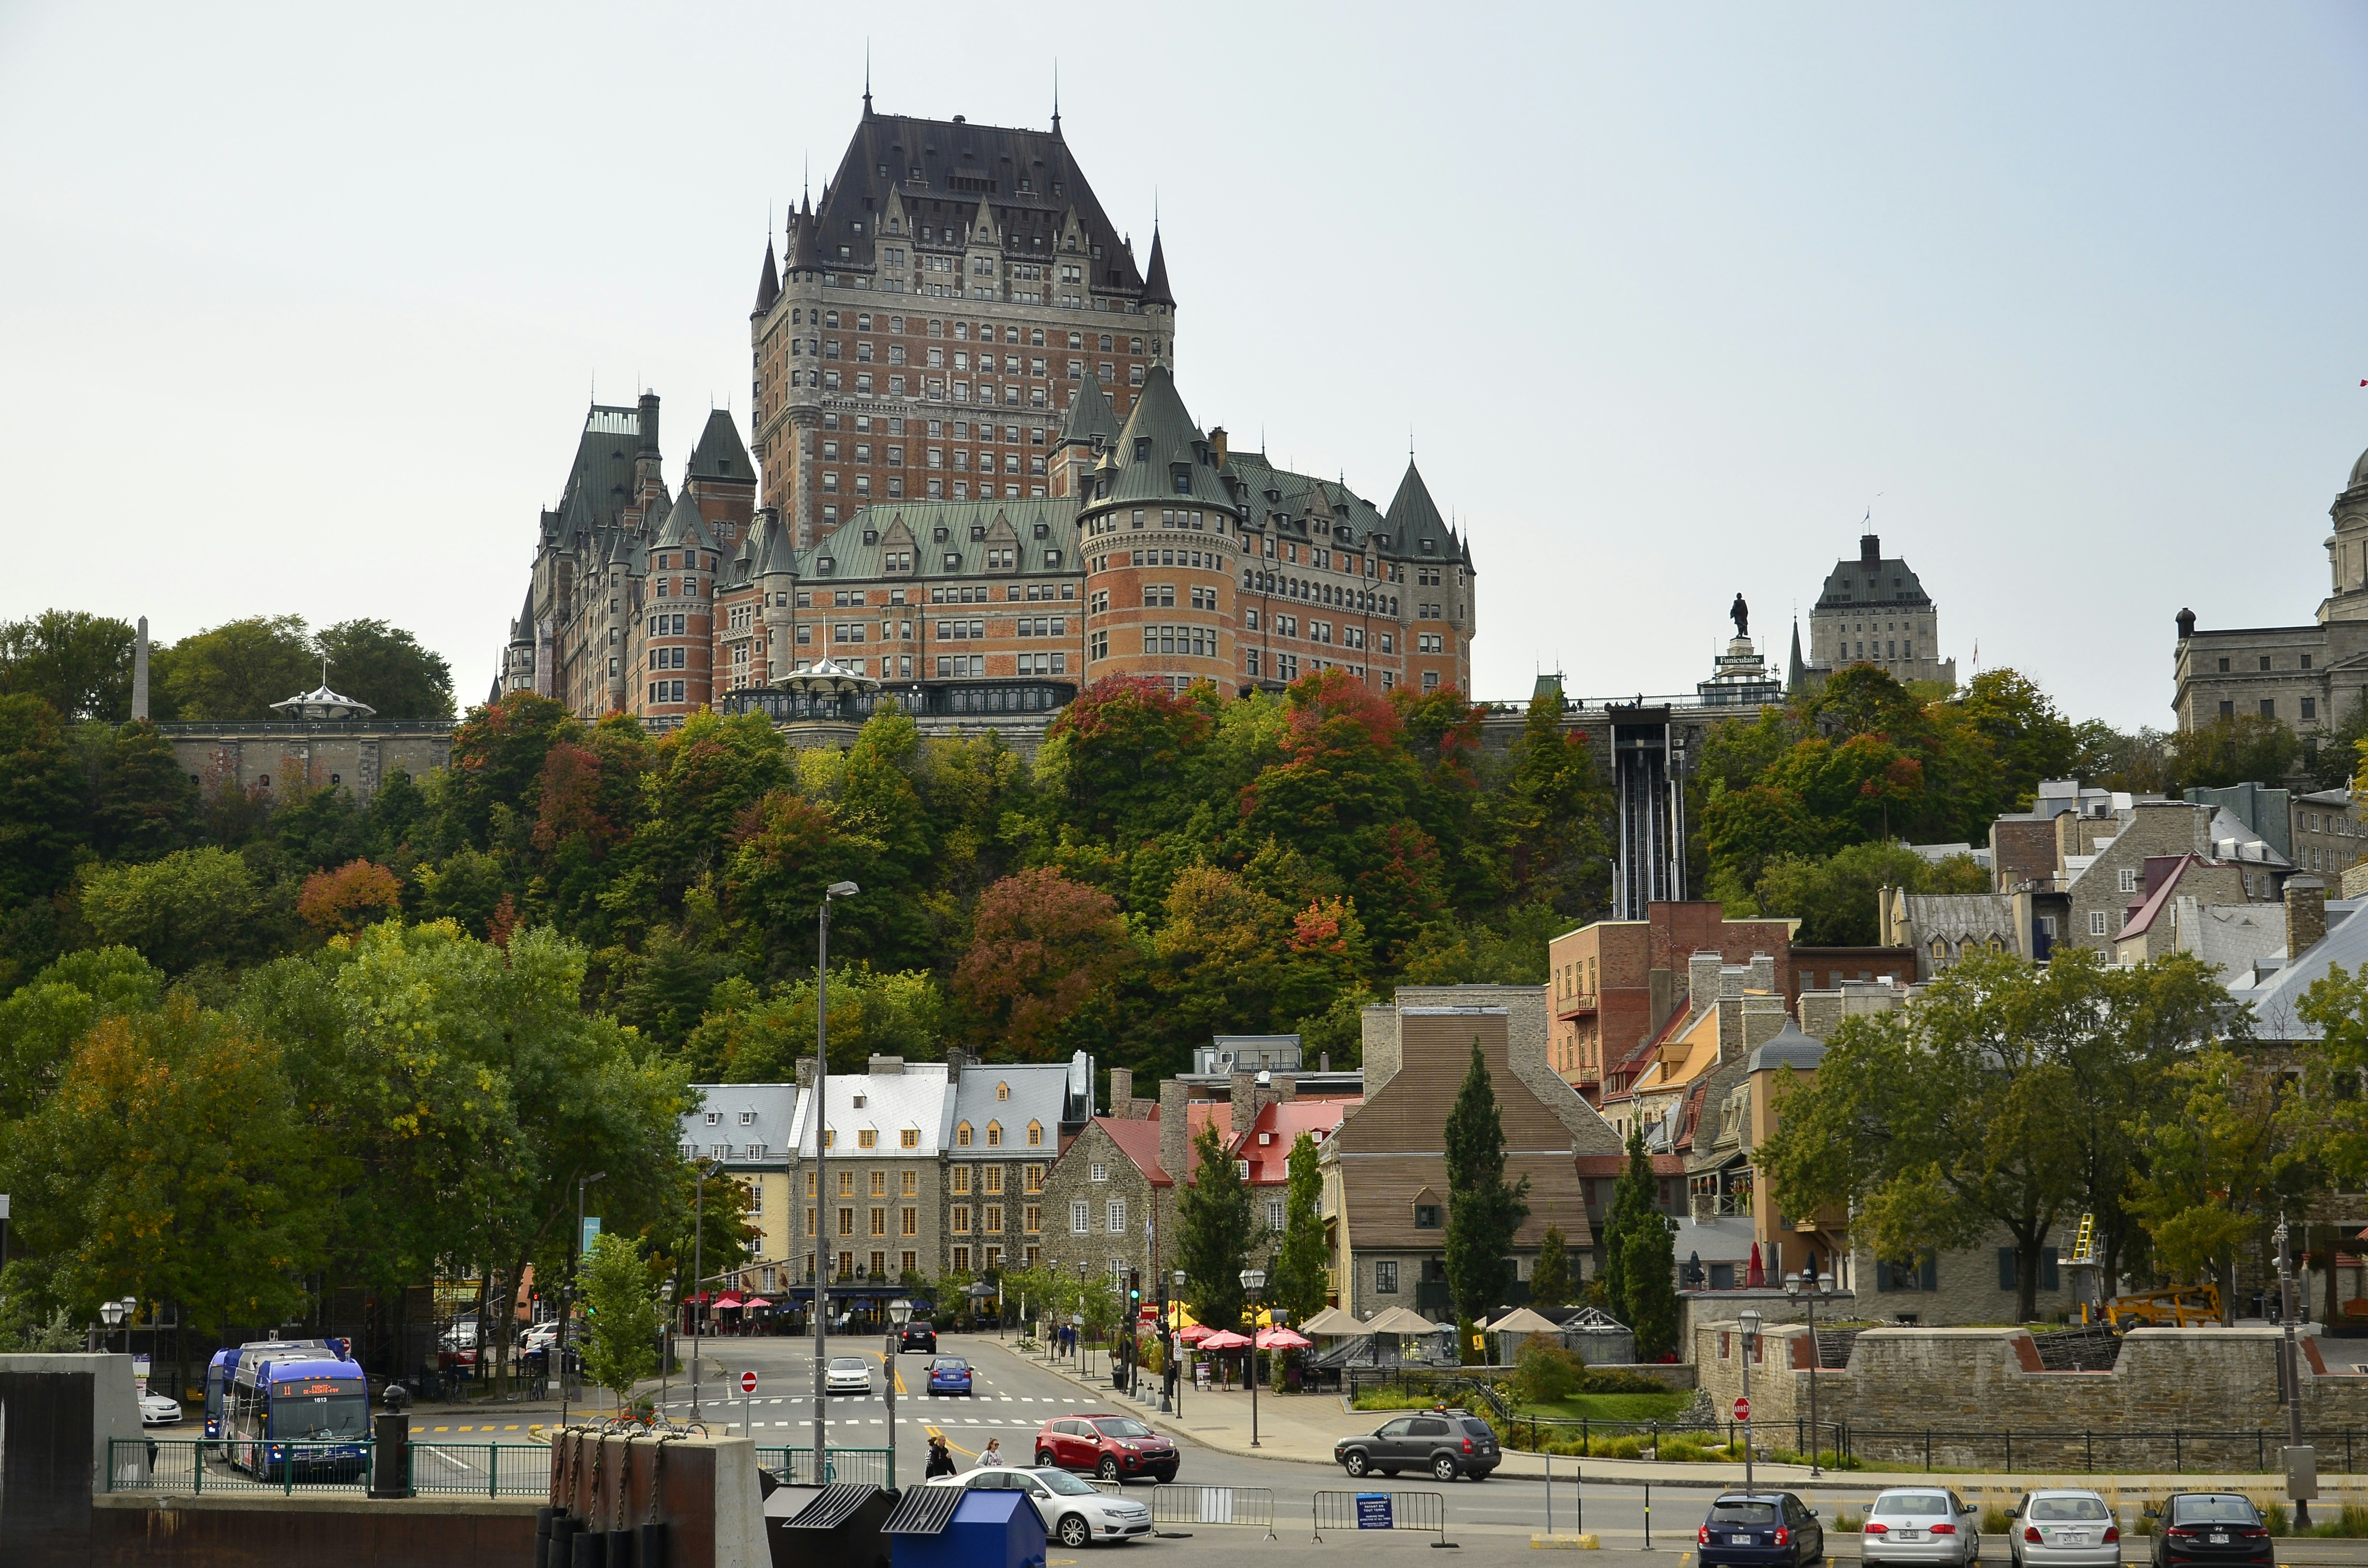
[{"x1": 1517, "y1": 1391, "x2": 1697, "y2": 1422}]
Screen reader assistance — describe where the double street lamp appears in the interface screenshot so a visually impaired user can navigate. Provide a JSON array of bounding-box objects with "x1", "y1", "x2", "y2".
[
  {"x1": 1785, "y1": 1257, "x2": 1831, "y2": 1477},
  {"x1": 1737, "y1": 1306, "x2": 1762, "y2": 1492},
  {"x1": 1238, "y1": 1266, "x2": 1267, "y2": 1449},
  {"x1": 97, "y1": 1296, "x2": 138, "y2": 1354}
]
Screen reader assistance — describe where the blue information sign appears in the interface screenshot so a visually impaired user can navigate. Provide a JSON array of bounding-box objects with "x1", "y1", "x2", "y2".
[{"x1": 1355, "y1": 1494, "x2": 1394, "y2": 1530}]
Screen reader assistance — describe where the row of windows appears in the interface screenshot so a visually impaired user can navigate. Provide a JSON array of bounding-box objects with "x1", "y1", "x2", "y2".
[
  {"x1": 785, "y1": 309, "x2": 1144, "y2": 359},
  {"x1": 1069, "y1": 1199, "x2": 1128, "y2": 1234},
  {"x1": 1086, "y1": 509, "x2": 1216, "y2": 537},
  {"x1": 1142, "y1": 625, "x2": 1220, "y2": 659},
  {"x1": 2214, "y1": 652, "x2": 2314, "y2": 673},
  {"x1": 2217, "y1": 698, "x2": 2315, "y2": 721}
]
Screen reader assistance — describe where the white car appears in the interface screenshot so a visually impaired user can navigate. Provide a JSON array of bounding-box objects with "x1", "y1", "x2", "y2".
[
  {"x1": 926, "y1": 1466, "x2": 1153, "y2": 1548},
  {"x1": 824, "y1": 1355, "x2": 873, "y2": 1395},
  {"x1": 138, "y1": 1393, "x2": 183, "y2": 1427}
]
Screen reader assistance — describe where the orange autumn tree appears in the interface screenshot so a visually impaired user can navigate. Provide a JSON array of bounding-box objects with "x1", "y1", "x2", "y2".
[{"x1": 297, "y1": 858, "x2": 403, "y2": 936}]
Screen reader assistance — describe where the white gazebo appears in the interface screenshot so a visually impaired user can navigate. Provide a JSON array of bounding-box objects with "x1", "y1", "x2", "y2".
[{"x1": 270, "y1": 661, "x2": 376, "y2": 721}]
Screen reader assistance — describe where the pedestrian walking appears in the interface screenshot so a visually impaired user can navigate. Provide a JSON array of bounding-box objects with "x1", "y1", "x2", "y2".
[
  {"x1": 924, "y1": 1434, "x2": 956, "y2": 1479},
  {"x1": 977, "y1": 1437, "x2": 1005, "y2": 1467}
]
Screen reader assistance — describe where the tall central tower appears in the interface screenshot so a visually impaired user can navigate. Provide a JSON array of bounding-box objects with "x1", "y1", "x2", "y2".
[{"x1": 750, "y1": 101, "x2": 1175, "y2": 549}]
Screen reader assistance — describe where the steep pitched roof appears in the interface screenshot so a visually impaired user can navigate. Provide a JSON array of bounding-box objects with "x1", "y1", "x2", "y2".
[
  {"x1": 555, "y1": 405, "x2": 648, "y2": 536},
  {"x1": 809, "y1": 110, "x2": 1140, "y2": 294},
  {"x1": 1058, "y1": 370, "x2": 1120, "y2": 448},
  {"x1": 1094, "y1": 1115, "x2": 1171, "y2": 1187},
  {"x1": 1814, "y1": 536, "x2": 1933, "y2": 612},
  {"x1": 1141, "y1": 225, "x2": 1174, "y2": 308},
  {"x1": 1383, "y1": 460, "x2": 1464, "y2": 563},
  {"x1": 803, "y1": 498, "x2": 1077, "y2": 580},
  {"x1": 685, "y1": 409, "x2": 753, "y2": 486}
]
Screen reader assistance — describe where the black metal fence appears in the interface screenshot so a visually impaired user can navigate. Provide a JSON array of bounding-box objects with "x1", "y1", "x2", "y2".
[{"x1": 1833, "y1": 1425, "x2": 2368, "y2": 1476}]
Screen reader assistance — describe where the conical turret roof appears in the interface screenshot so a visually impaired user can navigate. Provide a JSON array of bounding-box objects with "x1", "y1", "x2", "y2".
[
  {"x1": 1058, "y1": 370, "x2": 1121, "y2": 448},
  {"x1": 753, "y1": 512, "x2": 800, "y2": 577},
  {"x1": 1100, "y1": 364, "x2": 1229, "y2": 511},
  {"x1": 755, "y1": 238, "x2": 780, "y2": 314},
  {"x1": 654, "y1": 489, "x2": 716, "y2": 553},
  {"x1": 1384, "y1": 460, "x2": 1460, "y2": 560},
  {"x1": 1141, "y1": 225, "x2": 1175, "y2": 308},
  {"x1": 787, "y1": 194, "x2": 823, "y2": 271},
  {"x1": 686, "y1": 409, "x2": 752, "y2": 484}
]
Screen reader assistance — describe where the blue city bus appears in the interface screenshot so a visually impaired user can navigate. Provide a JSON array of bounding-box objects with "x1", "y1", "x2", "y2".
[
  {"x1": 205, "y1": 1339, "x2": 333, "y2": 1444},
  {"x1": 222, "y1": 1348, "x2": 369, "y2": 1480}
]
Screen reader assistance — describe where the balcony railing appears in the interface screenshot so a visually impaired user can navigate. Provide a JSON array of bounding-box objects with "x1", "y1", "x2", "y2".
[{"x1": 1555, "y1": 992, "x2": 1598, "y2": 1016}]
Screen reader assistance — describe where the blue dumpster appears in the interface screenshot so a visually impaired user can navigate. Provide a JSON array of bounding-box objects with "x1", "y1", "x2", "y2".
[{"x1": 886, "y1": 1484, "x2": 1046, "y2": 1568}]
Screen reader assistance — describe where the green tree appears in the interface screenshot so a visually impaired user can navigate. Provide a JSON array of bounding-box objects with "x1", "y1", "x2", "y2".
[
  {"x1": 0, "y1": 946, "x2": 164, "y2": 1120},
  {"x1": 0, "y1": 694, "x2": 88, "y2": 904},
  {"x1": 1, "y1": 996, "x2": 317, "y2": 1338},
  {"x1": 0, "y1": 611, "x2": 136, "y2": 722},
  {"x1": 1175, "y1": 1121, "x2": 1255, "y2": 1332},
  {"x1": 2127, "y1": 1044, "x2": 2305, "y2": 1296},
  {"x1": 1529, "y1": 1223, "x2": 1571, "y2": 1310},
  {"x1": 577, "y1": 1229, "x2": 661, "y2": 1410},
  {"x1": 2170, "y1": 713, "x2": 2301, "y2": 789},
  {"x1": 1747, "y1": 841, "x2": 1988, "y2": 943},
  {"x1": 1269, "y1": 1132, "x2": 1328, "y2": 1326},
  {"x1": 1488, "y1": 687, "x2": 1613, "y2": 916},
  {"x1": 314, "y1": 619, "x2": 455, "y2": 721},
  {"x1": 1441, "y1": 1039, "x2": 1529, "y2": 1354},
  {"x1": 77, "y1": 846, "x2": 267, "y2": 973},
  {"x1": 688, "y1": 966, "x2": 945, "y2": 1079},
  {"x1": 154, "y1": 615, "x2": 316, "y2": 720},
  {"x1": 1599, "y1": 1126, "x2": 1658, "y2": 1326},
  {"x1": 90, "y1": 721, "x2": 198, "y2": 861},
  {"x1": 1617, "y1": 1201, "x2": 1679, "y2": 1360}
]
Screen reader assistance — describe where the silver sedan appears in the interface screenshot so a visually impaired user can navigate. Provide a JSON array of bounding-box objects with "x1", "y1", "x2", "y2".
[
  {"x1": 1862, "y1": 1487, "x2": 1982, "y2": 1567},
  {"x1": 2009, "y1": 1489, "x2": 2120, "y2": 1568},
  {"x1": 823, "y1": 1355, "x2": 873, "y2": 1396}
]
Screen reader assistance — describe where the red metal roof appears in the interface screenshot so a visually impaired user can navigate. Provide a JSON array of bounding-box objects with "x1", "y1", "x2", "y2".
[
  {"x1": 1093, "y1": 1115, "x2": 1172, "y2": 1186},
  {"x1": 1232, "y1": 1097, "x2": 1358, "y2": 1185}
]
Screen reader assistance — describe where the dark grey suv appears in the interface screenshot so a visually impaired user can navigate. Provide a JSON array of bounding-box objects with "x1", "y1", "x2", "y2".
[{"x1": 1334, "y1": 1409, "x2": 1500, "y2": 1481}]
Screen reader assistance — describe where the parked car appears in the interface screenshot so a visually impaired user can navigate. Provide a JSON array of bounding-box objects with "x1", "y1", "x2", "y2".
[
  {"x1": 1862, "y1": 1488, "x2": 1981, "y2": 1567},
  {"x1": 2009, "y1": 1489, "x2": 2121, "y2": 1568},
  {"x1": 138, "y1": 1393, "x2": 184, "y2": 1427},
  {"x1": 824, "y1": 1355, "x2": 873, "y2": 1396},
  {"x1": 1032, "y1": 1414, "x2": 1178, "y2": 1483},
  {"x1": 900, "y1": 1320, "x2": 938, "y2": 1352},
  {"x1": 1332, "y1": 1407, "x2": 1499, "y2": 1482},
  {"x1": 2148, "y1": 1494, "x2": 2272, "y2": 1568},
  {"x1": 926, "y1": 1357, "x2": 974, "y2": 1396},
  {"x1": 925, "y1": 1466, "x2": 1152, "y2": 1548},
  {"x1": 1696, "y1": 1492, "x2": 1826, "y2": 1568}
]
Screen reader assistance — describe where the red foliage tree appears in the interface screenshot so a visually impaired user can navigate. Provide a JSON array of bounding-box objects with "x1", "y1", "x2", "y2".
[
  {"x1": 296, "y1": 858, "x2": 403, "y2": 936},
  {"x1": 953, "y1": 868, "x2": 1129, "y2": 1058}
]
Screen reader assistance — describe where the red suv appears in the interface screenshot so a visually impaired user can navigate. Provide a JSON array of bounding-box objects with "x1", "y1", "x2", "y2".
[{"x1": 1033, "y1": 1413, "x2": 1178, "y2": 1483}]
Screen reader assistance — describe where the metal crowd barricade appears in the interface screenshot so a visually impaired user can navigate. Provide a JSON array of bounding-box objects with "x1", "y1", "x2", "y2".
[
  {"x1": 1311, "y1": 1488, "x2": 1454, "y2": 1548},
  {"x1": 1151, "y1": 1484, "x2": 1276, "y2": 1539},
  {"x1": 757, "y1": 1446, "x2": 895, "y2": 1487},
  {"x1": 111, "y1": 1438, "x2": 374, "y2": 1496}
]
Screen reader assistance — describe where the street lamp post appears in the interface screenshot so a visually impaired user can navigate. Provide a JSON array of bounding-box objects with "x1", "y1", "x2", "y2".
[
  {"x1": 886, "y1": 1298, "x2": 911, "y2": 1493},
  {"x1": 692, "y1": 1159, "x2": 719, "y2": 1423},
  {"x1": 1171, "y1": 1272, "x2": 1187, "y2": 1420},
  {"x1": 1786, "y1": 1259, "x2": 1828, "y2": 1477},
  {"x1": 813, "y1": 879, "x2": 860, "y2": 1487},
  {"x1": 561, "y1": 1170, "x2": 606, "y2": 1430},
  {"x1": 99, "y1": 1297, "x2": 126, "y2": 1356},
  {"x1": 1239, "y1": 1266, "x2": 1267, "y2": 1449},
  {"x1": 1738, "y1": 1307, "x2": 1762, "y2": 1492},
  {"x1": 659, "y1": 1280, "x2": 675, "y2": 1422},
  {"x1": 2276, "y1": 1216, "x2": 2313, "y2": 1528}
]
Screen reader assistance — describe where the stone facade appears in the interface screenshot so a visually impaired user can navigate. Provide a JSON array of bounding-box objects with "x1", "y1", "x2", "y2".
[
  {"x1": 2292, "y1": 788, "x2": 2365, "y2": 880},
  {"x1": 161, "y1": 722, "x2": 452, "y2": 806},
  {"x1": 1034, "y1": 1115, "x2": 1172, "y2": 1294},
  {"x1": 1696, "y1": 1322, "x2": 2368, "y2": 1467},
  {"x1": 1793, "y1": 532, "x2": 1956, "y2": 692}
]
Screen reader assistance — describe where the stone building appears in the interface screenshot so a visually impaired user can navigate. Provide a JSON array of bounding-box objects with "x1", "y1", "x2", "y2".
[
  {"x1": 939, "y1": 1053, "x2": 1092, "y2": 1277},
  {"x1": 1789, "y1": 532, "x2": 1956, "y2": 692},
  {"x1": 677, "y1": 1084, "x2": 799, "y2": 1297},
  {"x1": 789, "y1": 1057, "x2": 956, "y2": 1290},
  {"x1": 2172, "y1": 437, "x2": 2368, "y2": 738},
  {"x1": 1320, "y1": 986, "x2": 1619, "y2": 1320}
]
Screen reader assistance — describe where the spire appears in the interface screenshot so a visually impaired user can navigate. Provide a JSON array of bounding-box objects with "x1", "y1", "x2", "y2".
[
  {"x1": 1788, "y1": 618, "x2": 1808, "y2": 694},
  {"x1": 755, "y1": 236, "x2": 780, "y2": 314},
  {"x1": 863, "y1": 42, "x2": 872, "y2": 116},
  {"x1": 1051, "y1": 60, "x2": 1061, "y2": 137},
  {"x1": 1142, "y1": 223, "x2": 1174, "y2": 308}
]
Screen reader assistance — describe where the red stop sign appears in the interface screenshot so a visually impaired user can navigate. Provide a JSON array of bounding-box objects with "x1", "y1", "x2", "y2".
[
  {"x1": 740, "y1": 1371, "x2": 759, "y2": 1395},
  {"x1": 1732, "y1": 1396, "x2": 1750, "y2": 1422}
]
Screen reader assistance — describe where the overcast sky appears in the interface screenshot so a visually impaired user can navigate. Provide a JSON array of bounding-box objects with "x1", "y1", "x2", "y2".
[{"x1": 4, "y1": 3, "x2": 2364, "y2": 728}]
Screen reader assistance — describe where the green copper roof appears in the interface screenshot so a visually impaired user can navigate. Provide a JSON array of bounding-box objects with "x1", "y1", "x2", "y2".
[
  {"x1": 685, "y1": 409, "x2": 753, "y2": 485},
  {"x1": 1097, "y1": 364, "x2": 1238, "y2": 514}
]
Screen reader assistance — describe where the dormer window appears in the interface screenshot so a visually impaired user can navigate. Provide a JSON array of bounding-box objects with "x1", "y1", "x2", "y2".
[
  {"x1": 706, "y1": 1111, "x2": 721, "y2": 1125},
  {"x1": 851, "y1": 1092, "x2": 867, "y2": 1108},
  {"x1": 986, "y1": 1121, "x2": 1003, "y2": 1148},
  {"x1": 1171, "y1": 465, "x2": 1192, "y2": 495},
  {"x1": 739, "y1": 1111, "x2": 756, "y2": 1125},
  {"x1": 996, "y1": 1081, "x2": 1010, "y2": 1100},
  {"x1": 1421, "y1": 539, "x2": 1436, "y2": 554}
]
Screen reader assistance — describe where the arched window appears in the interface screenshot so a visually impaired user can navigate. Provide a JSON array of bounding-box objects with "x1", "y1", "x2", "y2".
[
  {"x1": 1026, "y1": 1120, "x2": 1044, "y2": 1147},
  {"x1": 956, "y1": 1121, "x2": 973, "y2": 1147},
  {"x1": 996, "y1": 1081, "x2": 1010, "y2": 1101},
  {"x1": 987, "y1": 1120, "x2": 1003, "y2": 1148}
]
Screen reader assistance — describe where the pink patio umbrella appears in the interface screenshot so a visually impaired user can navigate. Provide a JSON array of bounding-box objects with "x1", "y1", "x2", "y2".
[
  {"x1": 1195, "y1": 1329, "x2": 1253, "y2": 1350},
  {"x1": 1255, "y1": 1326, "x2": 1311, "y2": 1350},
  {"x1": 1177, "y1": 1323, "x2": 1217, "y2": 1345},
  {"x1": 742, "y1": 1297, "x2": 772, "y2": 1309}
]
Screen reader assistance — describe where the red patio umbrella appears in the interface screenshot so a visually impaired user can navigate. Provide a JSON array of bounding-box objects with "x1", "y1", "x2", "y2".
[
  {"x1": 742, "y1": 1297, "x2": 772, "y2": 1309},
  {"x1": 1255, "y1": 1326, "x2": 1310, "y2": 1350},
  {"x1": 1177, "y1": 1323, "x2": 1216, "y2": 1345},
  {"x1": 716, "y1": 1293, "x2": 745, "y2": 1309},
  {"x1": 1745, "y1": 1244, "x2": 1765, "y2": 1289}
]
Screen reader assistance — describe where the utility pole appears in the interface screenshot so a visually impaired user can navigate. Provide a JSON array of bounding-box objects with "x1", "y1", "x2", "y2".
[
  {"x1": 692, "y1": 1160, "x2": 718, "y2": 1423},
  {"x1": 561, "y1": 1170, "x2": 605, "y2": 1431},
  {"x1": 813, "y1": 881, "x2": 859, "y2": 1484}
]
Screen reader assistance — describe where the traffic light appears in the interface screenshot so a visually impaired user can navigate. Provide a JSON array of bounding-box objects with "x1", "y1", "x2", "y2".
[{"x1": 1127, "y1": 1270, "x2": 1141, "y2": 1309}]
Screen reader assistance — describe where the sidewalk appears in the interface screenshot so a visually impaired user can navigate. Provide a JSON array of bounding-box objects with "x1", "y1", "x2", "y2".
[{"x1": 1007, "y1": 1342, "x2": 2368, "y2": 1504}]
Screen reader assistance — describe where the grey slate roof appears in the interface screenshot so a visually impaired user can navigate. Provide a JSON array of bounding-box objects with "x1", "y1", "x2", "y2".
[
  {"x1": 1141, "y1": 225, "x2": 1175, "y2": 307},
  {"x1": 680, "y1": 1083, "x2": 800, "y2": 1167},
  {"x1": 1746, "y1": 1017, "x2": 1825, "y2": 1075},
  {"x1": 1814, "y1": 541, "x2": 1933, "y2": 611},
  {"x1": 806, "y1": 110, "x2": 1139, "y2": 295},
  {"x1": 654, "y1": 489, "x2": 716, "y2": 553},
  {"x1": 556, "y1": 405, "x2": 648, "y2": 535},
  {"x1": 755, "y1": 239, "x2": 780, "y2": 314},
  {"x1": 808, "y1": 498, "x2": 1079, "y2": 581},
  {"x1": 948, "y1": 1060, "x2": 1075, "y2": 1156},
  {"x1": 686, "y1": 409, "x2": 753, "y2": 486},
  {"x1": 1100, "y1": 365, "x2": 1233, "y2": 511},
  {"x1": 2225, "y1": 899, "x2": 2365, "y2": 1040},
  {"x1": 1383, "y1": 460, "x2": 1466, "y2": 564}
]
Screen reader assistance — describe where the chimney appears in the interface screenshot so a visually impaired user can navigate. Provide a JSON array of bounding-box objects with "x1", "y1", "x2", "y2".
[
  {"x1": 795, "y1": 1056, "x2": 816, "y2": 1091},
  {"x1": 1687, "y1": 951, "x2": 1725, "y2": 1012},
  {"x1": 132, "y1": 616, "x2": 150, "y2": 722},
  {"x1": 1158, "y1": 1078, "x2": 1190, "y2": 1184},
  {"x1": 1109, "y1": 1066, "x2": 1134, "y2": 1114},
  {"x1": 1749, "y1": 952, "x2": 1776, "y2": 993},
  {"x1": 867, "y1": 1054, "x2": 904, "y2": 1076},
  {"x1": 1270, "y1": 1073, "x2": 1298, "y2": 1104},
  {"x1": 1230, "y1": 1070, "x2": 1256, "y2": 1127},
  {"x1": 2176, "y1": 607, "x2": 2196, "y2": 642},
  {"x1": 944, "y1": 1047, "x2": 966, "y2": 1082},
  {"x1": 1860, "y1": 533, "x2": 1880, "y2": 567},
  {"x1": 2287, "y1": 875, "x2": 2327, "y2": 962},
  {"x1": 1209, "y1": 426, "x2": 1228, "y2": 467}
]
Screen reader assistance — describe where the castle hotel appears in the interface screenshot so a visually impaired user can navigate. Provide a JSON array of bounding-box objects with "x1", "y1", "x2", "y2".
[{"x1": 500, "y1": 100, "x2": 1477, "y2": 722}]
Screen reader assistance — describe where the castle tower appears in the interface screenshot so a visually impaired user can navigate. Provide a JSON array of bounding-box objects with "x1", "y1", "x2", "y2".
[
  {"x1": 1075, "y1": 365, "x2": 1242, "y2": 694},
  {"x1": 636, "y1": 490, "x2": 720, "y2": 724}
]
